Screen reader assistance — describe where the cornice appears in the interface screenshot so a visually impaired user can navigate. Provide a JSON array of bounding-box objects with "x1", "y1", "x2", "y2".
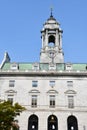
[{"x1": 0, "y1": 70, "x2": 87, "y2": 77}]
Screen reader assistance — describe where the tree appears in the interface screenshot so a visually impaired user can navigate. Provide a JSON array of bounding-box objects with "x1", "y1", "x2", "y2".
[{"x1": 0, "y1": 101, "x2": 25, "y2": 130}]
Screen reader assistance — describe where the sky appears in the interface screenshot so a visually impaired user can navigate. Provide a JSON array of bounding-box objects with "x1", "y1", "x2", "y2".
[{"x1": 0, "y1": 0, "x2": 87, "y2": 63}]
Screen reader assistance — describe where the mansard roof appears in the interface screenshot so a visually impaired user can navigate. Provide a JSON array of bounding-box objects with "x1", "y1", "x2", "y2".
[{"x1": 0, "y1": 62, "x2": 87, "y2": 72}]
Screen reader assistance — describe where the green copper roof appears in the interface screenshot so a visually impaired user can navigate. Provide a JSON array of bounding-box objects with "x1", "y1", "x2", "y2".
[
  {"x1": 73, "y1": 64, "x2": 87, "y2": 71},
  {"x1": 19, "y1": 63, "x2": 32, "y2": 70},
  {"x1": 1, "y1": 63, "x2": 10, "y2": 70},
  {"x1": 1, "y1": 62, "x2": 87, "y2": 71}
]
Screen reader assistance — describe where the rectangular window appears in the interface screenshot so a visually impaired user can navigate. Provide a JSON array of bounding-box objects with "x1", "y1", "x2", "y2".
[
  {"x1": 68, "y1": 96, "x2": 74, "y2": 108},
  {"x1": 66, "y1": 64, "x2": 72, "y2": 70},
  {"x1": 31, "y1": 95, "x2": 37, "y2": 108},
  {"x1": 67, "y1": 81, "x2": 73, "y2": 87},
  {"x1": 49, "y1": 95, "x2": 55, "y2": 108},
  {"x1": 49, "y1": 81, "x2": 55, "y2": 87},
  {"x1": 34, "y1": 66, "x2": 38, "y2": 70},
  {"x1": 32, "y1": 81, "x2": 38, "y2": 87},
  {"x1": 8, "y1": 95, "x2": 13, "y2": 105},
  {"x1": 9, "y1": 80, "x2": 15, "y2": 87},
  {"x1": 49, "y1": 65, "x2": 56, "y2": 70},
  {"x1": 11, "y1": 63, "x2": 18, "y2": 70}
]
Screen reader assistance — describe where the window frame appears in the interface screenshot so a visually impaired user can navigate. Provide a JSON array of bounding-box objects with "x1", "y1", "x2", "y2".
[
  {"x1": 31, "y1": 95, "x2": 37, "y2": 108},
  {"x1": 7, "y1": 94, "x2": 14, "y2": 105},
  {"x1": 68, "y1": 95, "x2": 74, "y2": 108},
  {"x1": 9, "y1": 80, "x2": 15, "y2": 87},
  {"x1": 49, "y1": 80, "x2": 55, "y2": 87},
  {"x1": 67, "y1": 81, "x2": 73, "y2": 87},
  {"x1": 49, "y1": 95, "x2": 55, "y2": 108},
  {"x1": 32, "y1": 81, "x2": 38, "y2": 87}
]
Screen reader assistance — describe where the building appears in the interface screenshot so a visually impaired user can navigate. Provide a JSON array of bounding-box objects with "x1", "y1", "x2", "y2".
[{"x1": 0, "y1": 12, "x2": 87, "y2": 130}]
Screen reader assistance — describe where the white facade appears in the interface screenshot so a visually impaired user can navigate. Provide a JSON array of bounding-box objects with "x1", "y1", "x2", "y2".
[{"x1": 0, "y1": 14, "x2": 87, "y2": 130}]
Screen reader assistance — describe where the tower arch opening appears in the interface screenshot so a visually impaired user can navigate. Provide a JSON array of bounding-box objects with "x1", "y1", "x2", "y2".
[
  {"x1": 67, "y1": 115, "x2": 78, "y2": 130},
  {"x1": 28, "y1": 114, "x2": 38, "y2": 130},
  {"x1": 48, "y1": 35, "x2": 55, "y2": 47}
]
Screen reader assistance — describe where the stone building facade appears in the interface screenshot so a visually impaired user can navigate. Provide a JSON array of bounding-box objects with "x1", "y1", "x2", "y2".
[{"x1": 0, "y1": 13, "x2": 87, "y2": 130}]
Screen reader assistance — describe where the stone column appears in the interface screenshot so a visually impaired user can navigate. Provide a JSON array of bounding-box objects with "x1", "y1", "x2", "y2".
[
  {"x1": 42, "y1": 32, "x2": 44, "y2": 48},
  {"x1": 45, "y1": 30, "x2": 48, "y2": 47},
  {"x1": 59, "y1": 30, "x2": 62, "y2": 50},
  {"x1": 55, "y1": 29, "x2": 59, "y2": 47}
]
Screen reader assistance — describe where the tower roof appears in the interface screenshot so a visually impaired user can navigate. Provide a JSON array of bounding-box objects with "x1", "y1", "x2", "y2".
[
  {"x1": 44, "y1": 9, "x2": 60, "y2": 26},
  {"x1": 42, "y1": 13, "x2": 60, "y2": 31},
  {"x1": 45, "y1": 15, "x2": 59, "y2": 25}
]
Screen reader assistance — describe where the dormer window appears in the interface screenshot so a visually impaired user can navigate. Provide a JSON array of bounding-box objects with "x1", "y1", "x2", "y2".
[
  {"x1": 49, "y1": 63, "x2": 56, "y2": 70},
  {"x1": 10, "y1": 63, "x2": 19, "y2": 70},
  {"x1": 65, "y1": 63, "x2": 72, "y2": 71},
  {"x1": 32, "y1": 63, "x2": 39, "y2": 71}
]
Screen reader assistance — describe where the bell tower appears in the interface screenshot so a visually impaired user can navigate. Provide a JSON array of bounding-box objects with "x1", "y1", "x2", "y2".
[{"x1": 40, "y1": 12, "x2": 64, "y2": 63}]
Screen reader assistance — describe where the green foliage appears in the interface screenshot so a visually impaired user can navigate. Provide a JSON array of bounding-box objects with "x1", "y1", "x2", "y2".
[{"x1": 0, "y1": 101, "x2": 25, "y2": 130}]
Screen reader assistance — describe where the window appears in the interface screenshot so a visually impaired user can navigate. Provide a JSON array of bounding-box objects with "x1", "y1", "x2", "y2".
[
  {"x1": 66, "y1": 63, "x2": 72, "y2": 70},
  {"x1": 49, "y1": 81, "x2": 55, "y2": 87},
  {"x1": 49, "y1": 95, "x2": 55, "y2": 108},
  {"x1": 67, "y1": 81, "x2": 73, "y2": 87},
  {"x1": 8, "y1": 95, "x2": 14, "y2": 105},
  {"x1": 9, "y1": 80, "x2": 15, "y2": 87},
  {"x1": 31, "y1": 95, "x2": 37, "y2": 108},
  {"x1": 34, "y1": 66, "x2": 38, "y2": 71},
  {"x1": 11, "y1": 63, "x2": 19, "y2": 70},
  {"x1": 49, "y1": 64, "x2": 56, "y2": 70},
  {"x1": 32, "y1": 81, "x2": 38, "y2": 87},
  {"x1": 32, "y1": 63, "x2": 39, "y2": 71},
  {"x1": 68, "y1": 96, "x2": 74, "y2": 108}
]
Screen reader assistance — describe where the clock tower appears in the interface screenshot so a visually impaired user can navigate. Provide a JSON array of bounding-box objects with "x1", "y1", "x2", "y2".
[{"x1": 40, "y1": 12, "x2": 64, "y2": 63}]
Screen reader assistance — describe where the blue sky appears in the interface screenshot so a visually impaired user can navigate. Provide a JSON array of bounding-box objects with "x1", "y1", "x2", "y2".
[{"x1": 0, "y1": 0, "x2": 87, "y2": 63}]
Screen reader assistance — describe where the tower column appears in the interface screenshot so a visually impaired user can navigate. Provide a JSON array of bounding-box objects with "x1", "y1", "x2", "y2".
[
  {"x1": 45, "y1": 30, "x2": 48, "y2": 47},
  {"x1": 55, "y1": 29, "x2": 59, "y2": 47},
  {"x1": 42, "y1": 32, "x2": 44, "y2": 48},
  {"x1": 59, "y1": 31, "x2": 63, "y2": 50}
]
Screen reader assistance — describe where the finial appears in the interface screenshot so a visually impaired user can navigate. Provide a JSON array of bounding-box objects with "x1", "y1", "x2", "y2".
[{"x1": 50, "y1": 7, "x2": 53, "y2": 17}]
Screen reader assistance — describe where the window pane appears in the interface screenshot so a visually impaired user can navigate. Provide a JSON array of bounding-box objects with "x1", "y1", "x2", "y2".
[
  {"x1": 31, "y1": 95, "x2": 37, "y2": 107},
  {"x1": 49, "y1": 81, "x2": 55, "y2": 87},
  {"x1": 34, "y1": 66, "x2": 38, "y2": 70},
  {"x1": 49, "y1": 95, "x2": 55, "y2": 108},
  {"x1": 9, "y1": 80, "x2": 15, "y2": 87},
  {"x1": 68, "y1": 96, "x2": 74, "y2": 108},
  {"x1": 32, "y1": 81, "x2": 38, "y2": 87},
  {"x1": 8, "y1": 95, "x2": 13, "y2": 105},
  {"x1": 67, "y1": 81, "x2": 73, "y2": 87}
]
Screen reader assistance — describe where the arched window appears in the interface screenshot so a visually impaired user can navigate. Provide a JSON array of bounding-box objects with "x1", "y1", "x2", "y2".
[
  {"x1": 48, "y1": 115, "x2": 58, "y2": 130},
  {"x1": 67, "y1": 115, "x2": 78, "y2": 130},
  {"x1": 28, "y1": 114, "x2": 38, "y2": 130}
]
